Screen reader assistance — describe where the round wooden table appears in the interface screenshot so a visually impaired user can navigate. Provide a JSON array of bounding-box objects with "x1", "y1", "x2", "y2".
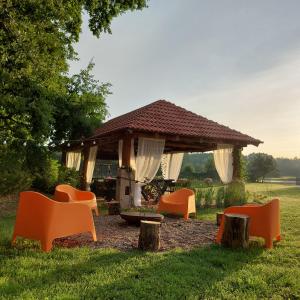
[{"x1": 120, "y1": 212, "x2": 164, "y2": 225}]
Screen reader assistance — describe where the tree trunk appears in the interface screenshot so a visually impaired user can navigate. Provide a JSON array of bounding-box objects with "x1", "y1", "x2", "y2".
[
  {"x1": 61, "y1": 150, "x2": 67, "y2": 166},
  {"x1": 138, "y1": 221, "x2": 161, "y2": 251},
  {"x1": 221, "y1": 213, "x2": 249, "y2": 248}
]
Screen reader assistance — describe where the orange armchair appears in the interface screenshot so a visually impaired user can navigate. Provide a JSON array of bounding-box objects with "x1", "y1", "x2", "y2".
[
  {"x1": 54, "y1": 184, "x2": 99, "y2": 216},
  {"x1": 12, "y1": 191, "x2": 97, "y2": 252},
  {"x1": 216, "y1": 199, "x2": 280, "y2": 249},
  {"x1": 157, "y1": 188, "x2": 196, "y2": 220}
]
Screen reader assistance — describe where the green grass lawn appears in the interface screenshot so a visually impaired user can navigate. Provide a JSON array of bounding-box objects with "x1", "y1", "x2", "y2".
[{"x1": 0, "y1": 184, "x2": 300, "y2": 299}]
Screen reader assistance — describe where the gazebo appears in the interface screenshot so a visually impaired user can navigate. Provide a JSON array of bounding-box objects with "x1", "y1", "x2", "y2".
[{"x1": 63, "y1": 100, "x2": 262, "y2": 208}]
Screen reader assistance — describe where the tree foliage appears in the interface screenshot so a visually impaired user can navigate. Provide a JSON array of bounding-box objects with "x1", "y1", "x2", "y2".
[
  {"x1": 51, "y1": 61, "x2": 111, "y2": 145},
  {"x1": 276, "y1": 157, "x2": 300, "y2": 177},
  {"x1": 0, "y1": 0, "x2": 147, "y2": 195},
  {"x1": 246, "y1": 153, "x2": 277, "y2": 182},
  {"x1": 0, "y1": 146, "x2": 33, "y2": 195},
  {"x1": 180, "y1": 152, "x2": 294, "y2": 182},
  {"x1": 0, "y1": 0, "x2": 147, "y2": 146},
  {"x1": 205, "y1": 156, "x2": 218, "y2": 179},
  {"x1": 224, "y1": 180, "x2": 246, "y2": 207},
  {"x1": 180, "y1": 153, "x2": 219, "y2": 180}
]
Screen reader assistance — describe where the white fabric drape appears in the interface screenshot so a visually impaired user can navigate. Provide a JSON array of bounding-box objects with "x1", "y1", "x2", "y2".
[
  {"x1": 86, "y1": 146, "x2": 98, "y2": 185},
  {"x1": 213, "y1": 144, "x2": 233, "y2": 184},
  {"x1": 118, "y1": 139, "x2": 123, "y2": 167},
  {"x1": 161, "y1": 153, "x2": 184, "y2": 182},
  {"x1": 133, "y1": 137, "x2": 165, "y2": 206},
  {"x1": 66, "y1": 151, "x2": 81, "y2": 171}
]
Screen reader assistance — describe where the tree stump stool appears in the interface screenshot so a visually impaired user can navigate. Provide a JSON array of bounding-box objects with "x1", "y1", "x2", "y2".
[
  {"x1": 216, "y1": 212, "x2": 224, "y2": 226},
  {"x1": 138, "y1": 221, "x2": 161, "y2": 251},
  {"x1": 107, "y1": 201, "x2": 120, "y2": 215},
  {"x1": 221, "y1": 213, "x2": 250, "y2": 248}
]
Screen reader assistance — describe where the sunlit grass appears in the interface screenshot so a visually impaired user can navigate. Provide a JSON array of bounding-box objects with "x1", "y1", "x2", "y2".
[{"x1": 0, "y1": 183, "x2": 299, "y2": 299}]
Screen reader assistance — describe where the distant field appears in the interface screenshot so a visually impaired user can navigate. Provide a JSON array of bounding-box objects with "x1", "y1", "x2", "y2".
[
  {"x1": 264, "y1": 177, "x2": 297, "y2": 185},
  {"x1": 265, "y1": 176, "x2": 296, "y2": 180},
  {"x1": 265, "y1": 176, "x2": 296, "y2": 182}
]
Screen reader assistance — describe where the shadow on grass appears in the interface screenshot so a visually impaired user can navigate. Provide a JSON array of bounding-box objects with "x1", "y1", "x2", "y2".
[
  {"x1": 83, "y1": 246, "x2": 264, "y2": 299},
  {"x1": 0, "y1": 213, "x2": 264, "y2": 299},
  {"x1": 0, "y1": 245, "x2": 265, "y2": 299}
]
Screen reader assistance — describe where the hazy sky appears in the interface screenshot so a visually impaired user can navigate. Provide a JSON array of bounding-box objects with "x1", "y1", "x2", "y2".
[{"x1": 70, "y1": 0, "x2": 300, "y2": 158}]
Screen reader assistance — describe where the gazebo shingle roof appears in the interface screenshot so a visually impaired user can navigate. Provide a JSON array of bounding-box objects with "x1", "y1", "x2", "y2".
[{"x1": 92, "y1": 100, "x2": 262, "y2": 146}]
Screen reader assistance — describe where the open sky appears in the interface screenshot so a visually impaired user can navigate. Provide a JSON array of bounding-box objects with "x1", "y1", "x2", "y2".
[{"x1": 69, "y1": 0, "x2": 300, "y2": 158}]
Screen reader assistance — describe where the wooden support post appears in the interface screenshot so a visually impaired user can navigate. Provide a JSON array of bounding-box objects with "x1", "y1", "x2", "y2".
[
  {"x1": 138, "y1": 221, "x2": 161, "y2": 251},
  {"x1": 221, "y1": 213, "x2": 249, "y2": 248},
  {"x1": 61, "y1": 150, "x2": 67, "y2": 166},
  {"x1": 122, "y1": 136, "x2": 132, "y2": 167},
  {"x1": 81, "y1": 146, "x2": 90, "y2": 190},
  {"x1": 116, "y1": 135, "x2": 134, "y2": 208}
]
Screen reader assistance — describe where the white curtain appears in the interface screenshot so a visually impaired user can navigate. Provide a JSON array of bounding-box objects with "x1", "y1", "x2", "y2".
[
  {"x1": 118, "y1": 139, "x2": 123, "y2": 167},
  {"x1": 133, "y1": 137, "x2": 165, "y2": 206},
  {"x1": 66, "y1": 151, "x2": 81, "y2": 171},
  {"x1": 213, "y1": 144, "x2": 233, "y2": 184},
  {"x1": 161, "y1": 153, "x2": 184, "y2": 182},
  {"x1": 86, "y1": 146, "x2": 98, "y2": 185}
]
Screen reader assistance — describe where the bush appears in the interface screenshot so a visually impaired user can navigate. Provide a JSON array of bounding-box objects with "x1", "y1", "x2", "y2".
[
  {"x1": 0, "y1": 147, "x2": 33, "y2": 196},
  {"x1": 216, "y1": 186, "x2": 225, "y2": 208},
  {"x1": 204, "y1": 187, "x2": 214, "y2": 208},
  {"x1": 194, "y1": 188, "x2": 203, "y2": 209},
  {"x1": 224, "y1": 180, "x2": 246, "y2": 207},
  {"x1": 175, "y1": 179, "x2": 191, "y2": 188},
  {"x1": 32, "y1": 158, "x2": 80, "y2": 194},
  {"x1": 32, "y1": 158, "x2": 60, "y2": 193},
  {"x1": 0, "y1": 144, "x2": 80, "y2": 196},
  {"x1": 0, "y1": 147, "x2": 32, "y2": 196},
  {"x1": 0, "y1": 169, "x2": 33, "y2": 196},
  {"x1": 57, "y1": 165, "x2": 80, "y2": 188}
]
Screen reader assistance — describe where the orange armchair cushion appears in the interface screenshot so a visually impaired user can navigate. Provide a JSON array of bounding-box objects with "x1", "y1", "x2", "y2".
[{"x1": 157, "y1": 188, "x2": 196, "y2": 220}]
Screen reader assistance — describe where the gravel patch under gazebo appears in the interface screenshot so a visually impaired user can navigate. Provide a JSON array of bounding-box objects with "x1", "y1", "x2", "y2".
[{"x1": 54, "y1": 215, "x2": 218, "y2": 251}]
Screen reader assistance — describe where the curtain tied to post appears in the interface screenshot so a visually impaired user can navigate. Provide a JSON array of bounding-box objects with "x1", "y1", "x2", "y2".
[
  {"x1": 86, "y1": 146, "x2": 98, "y2": 186},
  {"x1": 132, "y1": 137, "x2": 165, "y2": 206}
]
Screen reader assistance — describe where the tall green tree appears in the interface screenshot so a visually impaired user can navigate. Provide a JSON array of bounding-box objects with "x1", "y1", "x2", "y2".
[
  {"x1": 246, "y1": 153, "x2": 277, "y2": 182},
  {"x1": 0, "y1": 0, "x2": 148, "y2": 146},
  {"x1": 276, "y1": 157, "x2": 300, "y2": 177},
  {"x1": 205, "y1": 156, "x2": 218, "y2": 179},
  {"x1": 51, "y1": 61, "x2": 111, "y2": 145}
]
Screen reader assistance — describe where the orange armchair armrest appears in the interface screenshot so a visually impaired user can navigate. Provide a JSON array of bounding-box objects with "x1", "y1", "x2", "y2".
[{"x1": 75, "y1": 190, "x2": 96, "y2": 201}]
